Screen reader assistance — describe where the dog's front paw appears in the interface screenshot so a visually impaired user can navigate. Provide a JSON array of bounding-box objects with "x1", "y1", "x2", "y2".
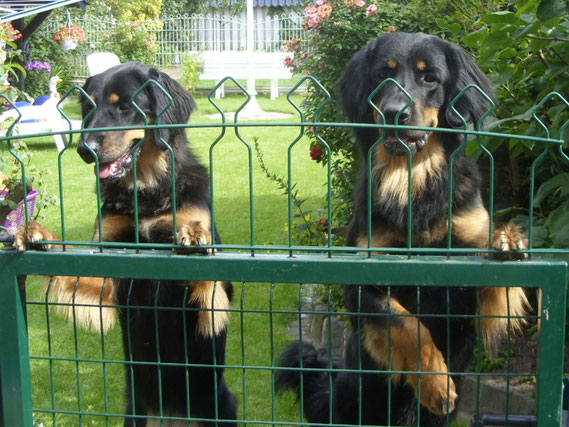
[
  {"x1": 14, "y1": 221, "x2": 56, "y2": 252},
  {"x1": 408, "y1": 344, "x2": 457, "y2": 415},
  {"x1": 177, "y1": 221, "x2": 212, "y2": 253},
  {"x1": 492, "y1": 223, "x2": 527, "y2": 260}
]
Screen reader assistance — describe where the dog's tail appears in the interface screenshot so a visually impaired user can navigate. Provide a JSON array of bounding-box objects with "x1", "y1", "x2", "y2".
[{"x1": 276, "y1": 341, "x2": 340, "y2": 424}]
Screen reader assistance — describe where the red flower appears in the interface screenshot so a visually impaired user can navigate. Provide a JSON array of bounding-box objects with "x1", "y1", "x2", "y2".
[
  {"x1": 316, "y1": 218, "x2": 329, "y2": 233},
  {"x1": 310, "y1": 145, "x2": 323, "y2": 162}
]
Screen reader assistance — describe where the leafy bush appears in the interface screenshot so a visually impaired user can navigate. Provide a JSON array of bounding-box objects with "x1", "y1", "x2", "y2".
[
  {"x1": 182, "y1": 54, "x2": 202, "y2": 93},
  {"x1": 23, "y1": 60, "x2": 52, "y2": 99},
  {"x1": 0, "y1": 22, "x2": 25, "y2": 101},
  {"x1": 27, "y1": 29, "x2": 83, "y2": 97},
  {"x1": 102, "y1": 21, "x2": 159, "y2": 66},
  {"x1": 463, "y1": 0, "x2": 569, "y2": 253}
]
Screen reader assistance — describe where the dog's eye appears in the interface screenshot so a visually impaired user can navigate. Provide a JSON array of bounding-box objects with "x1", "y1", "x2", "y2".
[
  {"x1": 423, "y1": 73, "x2": 437, "y2": 83},
  {"x1": 118, "y1": 104, "x2": 130, "y2": 112}
]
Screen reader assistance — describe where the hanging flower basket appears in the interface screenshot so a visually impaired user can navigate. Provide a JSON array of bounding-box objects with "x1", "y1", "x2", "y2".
[
  {"x1": 61, "y1": 39, "x2": 77, "y2": 50},
  {"x1": 54, "y1": 24, "x2": 86, "y2": 49}
]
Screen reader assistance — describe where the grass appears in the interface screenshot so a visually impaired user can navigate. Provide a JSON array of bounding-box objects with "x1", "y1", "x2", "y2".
[{"x1": 20, "y1": 92, "x2": 326, "y2": 425}]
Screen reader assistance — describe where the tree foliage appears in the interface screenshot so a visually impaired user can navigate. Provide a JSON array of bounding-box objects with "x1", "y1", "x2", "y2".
[{"x1": 105, "y1": 0, "x2": 162, "y2": 21}]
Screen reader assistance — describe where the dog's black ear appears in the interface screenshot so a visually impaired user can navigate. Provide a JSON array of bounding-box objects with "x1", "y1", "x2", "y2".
[
  {"x1": 338, "y1": 43, "x2": 375, "y2": 124},
  {"x1": 444, "y1": 43, "x2": 495, "y2": 128},
  {"x1": 146, "y1": 67, "x2": 197, "y2": 149},
  {"x1": 80, "y1": 76, "x2": 95, "y2": 118}
]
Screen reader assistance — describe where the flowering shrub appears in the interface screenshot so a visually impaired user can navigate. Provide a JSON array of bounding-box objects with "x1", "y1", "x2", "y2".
[
  {"x1": 0, "y1": 23, "x2": 22, "y2": 43},
  {"x1": 54, "y1": 24, "x2": 86, "y2": 43},
  {"x1": 23, "y1": 61, "x2": 52, "y2": 99},
  {"x1": 103, "y1": 21, "x2": 158, "y2": 65},
  {"x1": 0, "y1": 22, "x2": 23, "y2": 86},
  {"x1": 25, "y1": 61, "x2": 51, "y2": 73},
  {"x1": 280, "y1": 0, "x2": 445, "y2": 241}
]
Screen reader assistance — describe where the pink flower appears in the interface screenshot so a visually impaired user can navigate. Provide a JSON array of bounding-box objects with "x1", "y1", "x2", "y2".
[
  {"x1": 307, "y1": 18, "x2": 320, "y2": 29},
  {"x1": 366, "y1": 4, "x2": 378, "y2": 17},
  {"x1": 305, "y1": 5, "x2": 318, "y2": 17},
  {"x1": 283, "y1": 56, "x2": 294, "y2": 67},
  {"x1": 356, "y1": 0, "x2": 365, "y2": 7},
  {"x1": 316, "y1": 0, "x2": 325, "y2": 4}
]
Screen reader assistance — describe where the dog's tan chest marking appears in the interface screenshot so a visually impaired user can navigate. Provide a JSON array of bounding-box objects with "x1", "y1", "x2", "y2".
[
  {"x1": 373, "y1": 134, "x2": 446, "y2": 206},
  {"x1": 123, "y1": 134, "x2": 169, "y2": 190},
  {"x1": 93, "y1": 214, "x2": 134, "y2": 242}
]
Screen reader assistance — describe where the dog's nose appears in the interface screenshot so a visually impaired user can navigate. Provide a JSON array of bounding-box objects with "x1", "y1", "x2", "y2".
[
  {"x1": 382, "y1": 102, "x2": 410, "y2": 124},
  {"x1": 77, "y1": 134, "x2": 103, "y2": 163}
]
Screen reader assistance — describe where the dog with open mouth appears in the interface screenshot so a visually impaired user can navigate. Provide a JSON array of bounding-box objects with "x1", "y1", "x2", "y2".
[
  {"x1": 277, "y1": 32, "x2": 529, "y2": 426},
  {"x1": 16, "y1": 62, "x2": 237, "y2": 426}
]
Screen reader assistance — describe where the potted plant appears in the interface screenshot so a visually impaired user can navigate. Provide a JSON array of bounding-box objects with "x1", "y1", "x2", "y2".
[{"x1": 54, "y1": 24, "x2": 86, "y2": 50}]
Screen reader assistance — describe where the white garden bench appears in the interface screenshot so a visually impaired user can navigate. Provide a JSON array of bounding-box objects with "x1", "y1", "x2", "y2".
[{"x1": 199, "y1": 51, "x2": 294, "y2": 100}]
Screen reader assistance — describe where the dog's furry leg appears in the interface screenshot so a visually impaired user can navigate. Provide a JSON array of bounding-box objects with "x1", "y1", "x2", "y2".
[
  {"x1": 361, "y1": 297, "x2": 457, "y2": 415},
  {"x1": 477, "y1": 223, "x2": 529, "y2": 347},
  {"x1": 188, "y1": 280, "x2": 230, "y2": 337},
  {"x1": 15, "y1": 221, "x2": 118, "y2": 333}
]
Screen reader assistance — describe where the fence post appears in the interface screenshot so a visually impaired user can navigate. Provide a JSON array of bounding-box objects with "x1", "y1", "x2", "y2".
[
  {"x1": 0, "y1": 271, "x2": 33, "y2": 427},
  {"x1": 535, "y1": 264, "x2": 568, "y2": 427}
]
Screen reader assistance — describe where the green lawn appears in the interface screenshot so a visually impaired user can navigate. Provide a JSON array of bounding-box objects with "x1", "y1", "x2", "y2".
[{"x1": 22, "y1": 92, "x2": 325, "y2": 425}]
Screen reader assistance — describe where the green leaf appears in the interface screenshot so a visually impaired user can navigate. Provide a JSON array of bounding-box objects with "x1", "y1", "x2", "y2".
[
  {"x1": 464, "y1": 28, "x2": 489, "y2": 49},
  {"x1": 534, "y1": 173, "x2": 569, "y2": 206},
  {"x1": 436, "y1": 18, "x2": 461, "y2": 34},
  {"x1": 536, "y1": 0, "x2": 567, "y2": 21},
  {"x1": 497, "y1": 47, "x2": 518, "y2": 59},
  {"x1": 552, "y1": 225, "x2": 569, "y2": 247},
  {"x1": 512, "y1": 22, "x2": 538, "y2": 39},
  {"x1": 481, "y1": 11, "x2": 527, "y2": 26},
  {"x1": 545, "y1": 199, "x2": 569, "y2": 230},
  {"x1": 480, "y1": 29, "x2": 511, "y2": 56},
  {"x1": 531, "y1": 225, "x2": 549, "y2": 247}
]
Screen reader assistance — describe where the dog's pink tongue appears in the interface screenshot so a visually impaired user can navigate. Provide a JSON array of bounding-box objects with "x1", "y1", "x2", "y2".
[
  {"x1": 98, "y1": 162, "x2": 115, "y2": 179},
  {"x1": 388, "y1": 135, "x2": 410, "y2": 143}
]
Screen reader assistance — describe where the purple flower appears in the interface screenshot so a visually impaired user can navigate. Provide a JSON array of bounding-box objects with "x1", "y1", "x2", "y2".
[{"x1": 25, "y1": 60, "x2": 51, "y2": 73}]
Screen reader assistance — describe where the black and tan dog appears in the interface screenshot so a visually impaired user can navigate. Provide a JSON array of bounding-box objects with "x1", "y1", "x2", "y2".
[
  {"x1": 16, "y1": 62, "x2": 237, "y2": 426},
  {"x1": 277, "y1": 33, "x2": 528, "y2": 426}
]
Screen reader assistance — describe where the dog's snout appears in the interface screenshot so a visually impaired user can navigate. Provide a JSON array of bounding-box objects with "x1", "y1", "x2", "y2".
[
  {"x1": 77, "y1": 133, "x2": 103, "y2": 163},
  {"x1": 382, "y1": 102, "x2": 410, "y2": 125}
]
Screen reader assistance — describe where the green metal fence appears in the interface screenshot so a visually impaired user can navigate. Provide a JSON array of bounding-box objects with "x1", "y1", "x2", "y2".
[{"x1": 0, "y1": 78, "x2": 567, "y2": 426}]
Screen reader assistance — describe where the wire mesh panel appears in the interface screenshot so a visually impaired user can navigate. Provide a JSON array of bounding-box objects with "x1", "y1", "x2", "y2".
[{"x1": 0, "y1": 71, "x2": 567, "y2": 427}]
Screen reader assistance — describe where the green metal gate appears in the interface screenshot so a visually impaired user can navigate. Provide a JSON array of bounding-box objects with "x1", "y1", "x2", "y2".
[{"x1": 0, "y1": 79, "x2": 567, "y2": 426}]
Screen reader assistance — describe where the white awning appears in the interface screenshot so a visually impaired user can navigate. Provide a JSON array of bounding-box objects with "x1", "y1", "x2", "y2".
[{"x1": 0, "y1": 1, "x2": 86, "y2": 23}]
